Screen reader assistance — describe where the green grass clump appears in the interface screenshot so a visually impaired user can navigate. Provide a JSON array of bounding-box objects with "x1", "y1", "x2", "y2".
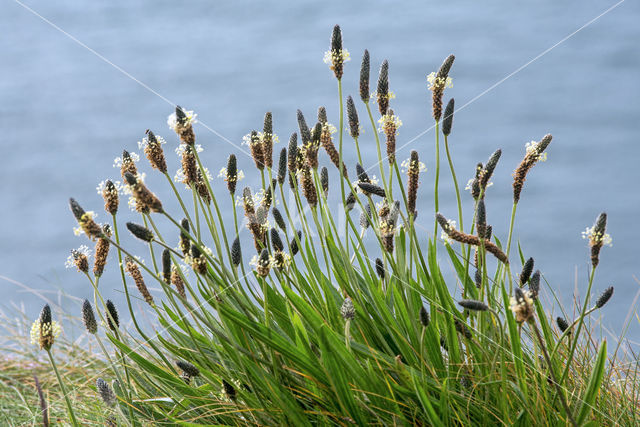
[{"x1": 18, "y1": 25, "x2": 640, "y2": 425}]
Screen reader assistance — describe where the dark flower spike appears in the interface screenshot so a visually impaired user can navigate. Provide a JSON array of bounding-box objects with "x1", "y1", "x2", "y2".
[
  {"x1": 419, "y1": 305, "x2": 430, "y2": 327},
  {"x1": 557, "y1": 317, "x2": 569, "y2": 333},
  {"x1": 485, "y1": 225, "x2": 492, "y2": 241},
  {"x1": 162, "y1": 249, "x2": 171, "y2": 282},
  {"x1": 320, "y1": 167, "x2": 329, "y2": 196},
  {"x1": 270, "y1": 228, "x2": 284, "y2": 252},
  {"x1": 529, "y1": 270, "x2": 541, "y2": 299},
  {"x1": 476, "y1": 199, "x2": 487, "y2": 239},
  {"x1": 179, "y1": 218, "x2": 190, "y2": 256},
  {"x1": 520, "y1": 257, "x2": 535, "y2": 285},
  {"x1": 407, "y1": 150, "x2": 420, "y2": 216},
  {"x1": 480, "y1": 149, "x2": 501, "y2": 194},
  {"x1": 347, "y1": 96, "x2": 359, "y2": 138},
  {"x1": 471, "y1": 162, "x2": 483, "y2": 200},
  {"x1": 345, "y1": 192, "x2": 356, "y2": 212},
  {"x1": 317, "y1": 106, "x2": 327, "y2": 124},
  {"x1": 170, "y1": 267, "x2": 187, "y2": 298},
  {"x1": 248, "y1": 130, "x2": 264, "y2": 170},
  {"x1": 120, "y1": 150, "x2": 138, "y2": 178},
  {"x1": 277, "y1": 148, "x2": 287, "y2": 185},
  {"x1": 459, "y1": 299, "x2": 489, "y2": 312},
  {"x1": 105, "y1": 300, "x2": 119, "y2": 331},
  {"x1": 290, "y1": 231, "x2": 302, "y2": 256},
  {"x1": 356, "y1": 163, "x2": 370, "y2": 183},
  {"x1": 375, "y1": 258, "x2": 385, "y2": 280},
  {"x1": 175, "y1": 105, "x2": 187, "y2": 124},
  {"x1": 437, "y1": 54, "x2": 455, "y2": 79},
  {"x1": 590, "y1": 212, "x2": 608, "y2": 268},
  {"x1": 297, "y1": 110, "x2": 311, "y2": 145},
  {"x1": 442, "y1": 98, "x2": 455, "y2": 136},
  {"x1": 176, "y1": 360, "x2": 200, "y2": 377},
  {"x1": 271, "y1": 208, "x2": 286, "y2": 232},
  {"x1": 96, "y1": 378, "x2": 116, "y2": 407},
  {"x1": 360, "y1": 49, "x2": 370, "y2": 102},
  {"x1": 359, "y1": 203, "x2": 372, "y2": 229},
  {"x1": 328, "y1": 25, "x2": 346, "y2": 80},
  {"x1": 226, "y1": 154, "x2": 238, "y2": 194},
  {"x1": 231, "y1": 236, "x2": 242, "y2": 266},
  {"x1": 357, "y1": 182, "x2": 385, "y2": 198},
  {"x1": 287, "y1": 133, "x2": 298, "y2": 178},
  {"x1": 377, "y1": 60, "x2": 390, "y2": 116},
  {"x1": 474, "y1": 269, "x2": 482, "y2": 288},
  {"x1": 82, "y1": 299, "x2": 97, "y2": 334},
  {"x1": 595, "y1": 286, "x2": 614, "y2": 309},
  {"x1": 126, "y1": 222, "x2": 154, "y2": 242},
  {"x1": 340, "y1": 297, "x2": 355, "y2": 320},
  {"x1": 262, "y1": 112, "x2": 273, "y2": 169}
]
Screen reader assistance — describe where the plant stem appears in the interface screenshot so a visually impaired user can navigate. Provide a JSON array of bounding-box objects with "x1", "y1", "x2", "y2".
[{"x1": 47, "y1": 350, "x2": 80, "y2": 427}]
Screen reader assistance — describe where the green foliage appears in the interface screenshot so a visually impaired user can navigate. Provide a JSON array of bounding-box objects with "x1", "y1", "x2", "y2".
[{"x1": 22, "y1": 26, "x2": 639, "y2": 426}]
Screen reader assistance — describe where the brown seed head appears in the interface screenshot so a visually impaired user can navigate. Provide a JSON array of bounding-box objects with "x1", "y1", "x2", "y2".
[
  {"x1": 407, "y1": 150, "x2": 420, "y2": 216},
  {"x1": 93, "y1": 224, "x2": 111, "y2": 277},
  {"x1": 170, "y1": 266, "x2": 186, "y2": 298},
  {"x1": 513, "y1": 134, "x2": 552, "y2": 203},
  {"x1": 248, "y1": 130, "x2": 264, "y2": 170},
  {"x1": 328, "y1": 25, "x2": 345, "y2": 80},
  {"x1": 143, "y1": 130, "x2": 167, "y2": 173},
  {"x1": 102, "y1": 180, "x2": 119, "y2": 215},
  {"x1": 181, "y1": 145, "x2": 198, "y2": 186},
  {"x1": 262, "y1": 112, "x2": 273, "y2": 169},
  {"x1": 179, "y1": 218, "x2": 190, "y2": 256},
  {"x1": 120, "y1": 150, "x2": 138, "y2": 178},
  {"x1": 256, "y1": 248, "x2": 271, "y2": 277},
  {"x1": 69, "y1": 198, "x2": 104, "y2": 240},
  {"x1": 173, "y1": 106, "x2": 196, "y2": 145},
  {"x1": 125, "y1": 257, "x2": 153, "y2": 305},
  {"x1": 124, "y1": 173, "x2": 163, "y2": 213}
]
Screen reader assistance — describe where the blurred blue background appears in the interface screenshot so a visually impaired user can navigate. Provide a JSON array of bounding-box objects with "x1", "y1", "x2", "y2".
[{"x1": 1, "y1": 1, "x2": 639, "y2": 343}]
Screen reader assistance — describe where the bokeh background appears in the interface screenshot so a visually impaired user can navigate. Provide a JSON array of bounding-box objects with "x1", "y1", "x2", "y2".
[{"x1": 1, "y1": 1, "x2": 639, "y2": 343}]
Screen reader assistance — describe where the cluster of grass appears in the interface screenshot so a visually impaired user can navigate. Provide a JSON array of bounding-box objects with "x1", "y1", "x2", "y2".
[{"x1": 22, "y1": 25, "x2": 640, "y2": 425}]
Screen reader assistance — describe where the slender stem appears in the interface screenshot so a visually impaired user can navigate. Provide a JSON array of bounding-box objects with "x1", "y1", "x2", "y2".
[
  {"x1": 558, "y1": 265, "x2": 597, "y2": 386},
  {"x1": 47, "y1": 350, "x2": 80, "y2": 427},
  {"x1": 433, "y1": 121, "x2": 441, "y2": 238},
  {"x1": 531, "y1": 322, "x2": 578, "y2": 427},
  {"x1": 443, "y1": 135, "x2": 463, "y2": 233}
]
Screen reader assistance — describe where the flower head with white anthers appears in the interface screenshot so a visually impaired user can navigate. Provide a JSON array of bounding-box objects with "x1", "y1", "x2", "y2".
[
  {"x1": 401, "y1": 158, "x2": 427, "y2": 174},
  {"x1": 525, "y1": 140, "x2": 548, "y2": 162},
  {"x1": 137, "y1": 134, "x2": 167, "y2": 150},
  {"x1": 427, "y1": 72, "x2": 453, "y2": 91},
  {"x1": 236, "y1": 188, "x2": 267, "y2": 208},
  {"x1": 582, "y1": 226, "x2": 613, "y2": 247},
  {"x1": 65, "y1": 245, "x2": 92, "y2": 270},
  {"x1": 377, "y1": 113, "x2": 403, "y2": 134},
  {"x1": 218, "y1": 167, "x2": 245, "y2": 183},
  {"x1": 323, "y1": 123, "x2": 338, "y2": 134},
  {"x1": 370, "y1": 91, "x2": 396, "y2": 102},
  {"x1": 509, "y1": 288, "x2": 535, "y2": 323},
  {"x1": 323, "y1": 49, "x2": 351, "y2": 67},
  {"x1": 167, "y1": 109, "x2": 197, "y2": 132},
  {"x1": 96, "y1": 180, "x2": 124, "y2": 196},
  {"x1": 175, "y1": 144, "x2": 203, "y2": 156},
  {"x1": 113, "y1": 152, "x2": 140, "y2": 169},
  {"x1": 465, "y1": 178, "x2": 493, "y2": 191},
  {"x1": 30, "y1": 319, "x2": 61, "y2": 350},
  {"x1": 73, "y1": 212, "x2": 97, "y2": 236},
  {"x1": 440, "y1": 219, "x2": 456, "y2": 244}
]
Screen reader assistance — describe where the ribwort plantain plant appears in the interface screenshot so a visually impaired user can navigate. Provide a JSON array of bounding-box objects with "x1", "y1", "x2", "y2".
[{"x1": 44, "y1": 25, "x2": 634, "y2": 426}]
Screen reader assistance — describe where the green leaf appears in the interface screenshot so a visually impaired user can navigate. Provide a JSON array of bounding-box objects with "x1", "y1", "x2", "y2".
[{"x1": 575, "y1": 340, "x2": 607, "y2": 425}]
